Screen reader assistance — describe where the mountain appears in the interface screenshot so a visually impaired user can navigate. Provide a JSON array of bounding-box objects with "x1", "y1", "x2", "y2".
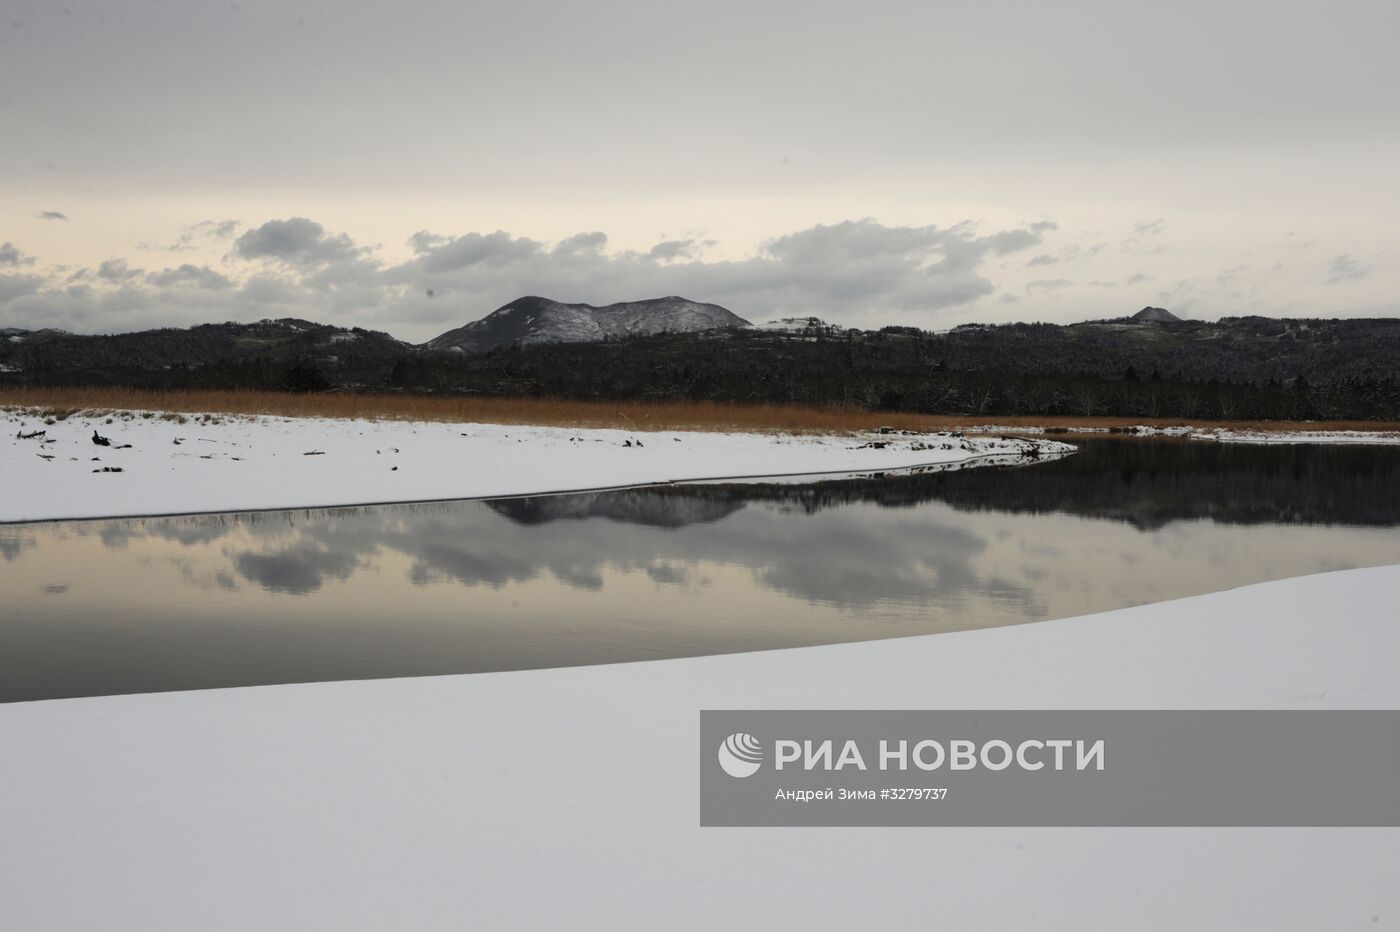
[
  {"x1": 1130, "y1": 306, "x2": 1181, "y2": 323},
  {"x1": 425, "y1": 295, "x2": 750, "y2": 354}
]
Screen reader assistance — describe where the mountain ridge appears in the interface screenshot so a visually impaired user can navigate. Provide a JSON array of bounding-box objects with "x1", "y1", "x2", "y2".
[
  {"x1": 3, "y1": 308, "x2": 1400, "y2": 420},
  {"x1": 424, "y1": 295, "x2": 750, "y2": 354}
]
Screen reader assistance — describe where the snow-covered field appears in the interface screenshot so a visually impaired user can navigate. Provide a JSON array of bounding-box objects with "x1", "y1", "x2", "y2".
[
  {"x1": 0, "y1": 565, "x2": 1395, "y2": 930},
  {"x1": 0, "y1": 408, "x2": 1068, "y2": 523}
]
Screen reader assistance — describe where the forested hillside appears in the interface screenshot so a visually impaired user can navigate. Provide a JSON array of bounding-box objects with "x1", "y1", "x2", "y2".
[{"x1": 4, "y1": 314, "x2": 1400, "y2": 420}]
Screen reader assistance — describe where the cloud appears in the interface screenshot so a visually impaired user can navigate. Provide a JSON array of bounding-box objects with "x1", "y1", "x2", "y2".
[
  {"x1": 411, "y1": 230, "x2": 540, "y2": 274},
  {"x1": 553, "y1": 232, "x2": 608, "y2": 256},
  {"x1": 980, "y1": 227, "x2": 1050, "y2": 256},
  {"x1": 1133, "y1": 218, "x2": 1166, "y2": 236},
  {"x1": 239, "y1": 275, "x2": 303, "y2": 306},
  {"x1": 1325, "y1": 254, "x2": 1369, "y2": 284},
  {"x1": 1025, "y1": 278, "x2": 1073, "y2": 294},
  {"x1": 760, "y1": 218, "x2": 1047, "y2": 282},
  {"x1": 648, "y1": 239, "x2": 697, "y2": 262},
  {"x1": 1125, "y1": 272, "x2": 1154, "y2": 285},
  {"x1": 1025, "y1": 254, "x2": 1058, "y2": 267},
  {"x1": 233, "y1": 217, "x2": 364, "y2": 266},
  {"x1": 407, "y1": 231, "x2": 448, "y2": 254},
  {"x1": 1057, "y1": 243, "x2": 1104, "y2": 262},
  {"x1": 192, "y1": 219, "x2": 240, "y2": 240},
  {"x1": 97, "y1": 258, "x2": 142, "y2": 283},
  {"x1": 36, "y1": 210, "x2": 68, "y2": 221},
  {"x1": 391, "y1": 216, "x2": 1055, "y2": 329},
  {"x1": 142, "y1": 219, "x2": 241, "y2": 252},
  {"x1": 145, "y1": 264, "x2": 233, "y2": 290},
  {"x1": 0, "y1": 242, "x2": 34, "y2": 267},
  {"x1": 0, "y1": 273, "x2": 45, "y2": 304},
  {"x1": 3, "y1": 215, "x2": 1057, "y2": 338}
]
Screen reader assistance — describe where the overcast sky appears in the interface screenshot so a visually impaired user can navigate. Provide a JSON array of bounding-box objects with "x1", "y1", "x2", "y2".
[{"x1": 1, "y1": 0, "x2": 1396, "y2": 341}]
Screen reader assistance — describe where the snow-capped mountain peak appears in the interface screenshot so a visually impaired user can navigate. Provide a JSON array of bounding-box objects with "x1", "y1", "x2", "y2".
[{"x1": 424, "y1": 296, "x2": 750, "y2": 353}]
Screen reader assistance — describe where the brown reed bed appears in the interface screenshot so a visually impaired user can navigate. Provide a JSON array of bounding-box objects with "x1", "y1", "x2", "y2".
[{"x1": 3, "y1": 386, "x2": 1398, "y2": 435}]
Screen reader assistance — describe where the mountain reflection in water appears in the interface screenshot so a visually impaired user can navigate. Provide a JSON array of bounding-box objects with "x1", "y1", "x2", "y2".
[{"x1": 3, "y1": 437, "x2": 1399, "y2": 701}]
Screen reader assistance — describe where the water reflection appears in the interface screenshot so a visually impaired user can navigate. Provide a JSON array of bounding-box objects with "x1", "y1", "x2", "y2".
[{"x1": 3, "y1": 438, "x2": 1400, "y2": 702}]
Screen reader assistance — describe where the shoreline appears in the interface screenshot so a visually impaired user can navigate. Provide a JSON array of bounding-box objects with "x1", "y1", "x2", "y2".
[
  {"x1": 8, "y1": 398, "x2": 1399, "y2": 524},
  {"x1": 1, "y1": 408, "x2": 1070, "y2": 524}
]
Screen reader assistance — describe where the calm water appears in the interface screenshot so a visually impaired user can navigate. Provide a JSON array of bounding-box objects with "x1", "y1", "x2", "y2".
[{"x1": 4, "y1": 437, "x2": 1400, "y2": 702}]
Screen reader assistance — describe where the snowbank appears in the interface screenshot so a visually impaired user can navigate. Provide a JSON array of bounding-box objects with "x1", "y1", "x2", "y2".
[
  {"x1": 1102, "y1": 425, "x2": 1400, "y2": 445},
  {"x1": 0, "y1": 408, "x2": 1069, "y2": 523},
  {"x1": 0, "y1": 566, "x2": 1395, "y2": 930},
  {"x1": 960, "y1": 423, "x2": 1400, "y2": 445},
  {"x1": 1198, "y1": 427, "x2": 1400, "y2": 445}
]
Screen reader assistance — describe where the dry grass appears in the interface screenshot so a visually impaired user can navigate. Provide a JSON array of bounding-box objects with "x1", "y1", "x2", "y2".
[{"x1": 3, "y1": 386, "x2": 1399, "y2": 435}]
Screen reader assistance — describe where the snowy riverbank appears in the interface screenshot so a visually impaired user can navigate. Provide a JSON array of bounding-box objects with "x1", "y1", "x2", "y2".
[
  {"x1": 962, "y1": 423, "x2": 1400, "y2": 445},
  {"x1": 0, "y1": 407, "x2": 1068, "y2": 523},
  {"x1": 0, "y1": 565, "x2": 1395, "y2": 929}
]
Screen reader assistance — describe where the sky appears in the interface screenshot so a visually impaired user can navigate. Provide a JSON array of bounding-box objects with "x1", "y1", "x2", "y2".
[{"x1": 1, "y1": 0, "x2": 1396, "y2": 342}]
